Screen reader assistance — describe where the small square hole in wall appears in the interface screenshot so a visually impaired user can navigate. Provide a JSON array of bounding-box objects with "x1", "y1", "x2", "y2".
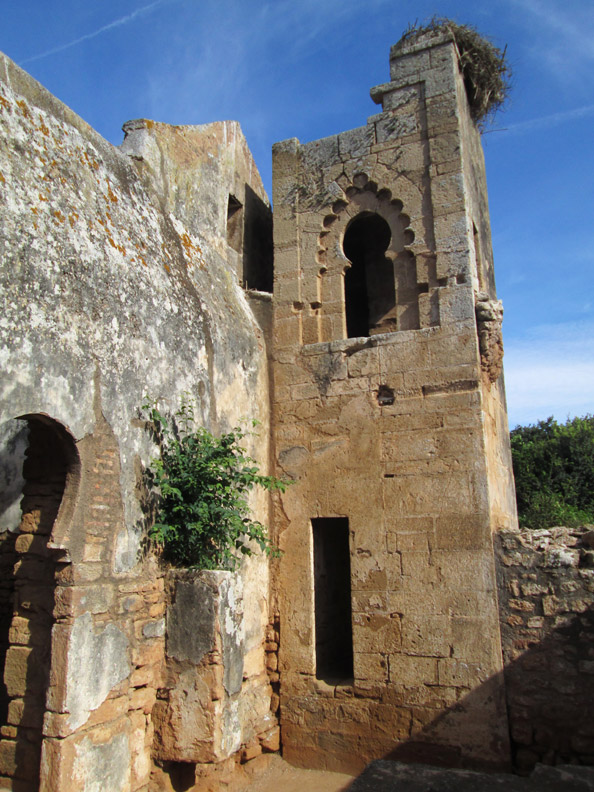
[
  {"x1": 161, "y1": 761, "x2": 195, "y2": 792},
  {"x1": 377, "y1": 384, "x2": 395, "y2": 406}
]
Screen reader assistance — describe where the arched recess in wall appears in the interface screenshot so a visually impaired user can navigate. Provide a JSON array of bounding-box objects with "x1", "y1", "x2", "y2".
[
  {"x1": 0, "y1": 415, "x2": 79, "y2": 790},
  {"x1": 316, "y1": 174, "x2": 422, "y2": 342},
  {"x1": 343, "y1": 212, "x2": 393, "y2": 338}
]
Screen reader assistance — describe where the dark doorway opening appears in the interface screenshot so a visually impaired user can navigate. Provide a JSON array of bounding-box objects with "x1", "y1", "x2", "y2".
[
  {"x1": 312, "y1": 517, "x2": 353, "y2": 683},
  {"x1": 343, "y1": 212, "x2": 393, "y2": 338},
  {"x1": 0, "y1": 416, "x2": 76, "y2": 790}
]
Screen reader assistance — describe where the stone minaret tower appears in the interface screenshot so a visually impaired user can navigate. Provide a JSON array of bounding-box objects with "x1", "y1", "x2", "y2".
[{"x1": 270, "y1": 29, "x2": 516, "y2": 773}]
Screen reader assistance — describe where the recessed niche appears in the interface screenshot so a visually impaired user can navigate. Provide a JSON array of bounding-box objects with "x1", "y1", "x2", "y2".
[{"x1": 343, "y1": 212, "x2": 393, "y2": 338}]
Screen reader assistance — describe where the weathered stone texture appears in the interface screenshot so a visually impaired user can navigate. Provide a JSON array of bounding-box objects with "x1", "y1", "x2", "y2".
[
  {"x1": 64, "y1": 613, "x2": 130, "y2": 731},
  {"x1": 152, "y1": 570, "x2": 272, "y2": 768},
  {"x1": 0, "y1": 48, "x2": 273, "y2": 792},
  {"x1": 496, "y1": 526, "x2": 594, "y2": 772},
  {"x1": 271, "y1": 29, "x2": 513, "y2": 775}
]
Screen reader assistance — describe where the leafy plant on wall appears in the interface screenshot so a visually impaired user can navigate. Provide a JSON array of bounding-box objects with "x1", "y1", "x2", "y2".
[{"x1": 143, "y1": 396, "x2": 286, "y2": 570}]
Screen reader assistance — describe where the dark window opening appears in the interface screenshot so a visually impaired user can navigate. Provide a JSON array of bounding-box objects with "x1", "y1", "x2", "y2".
[
  {"x1": 312, "y1": 517, "x2": 353, "y2": 684},
  {"x1": 227, "y1": 194, "x2": 243, "y2": 254},
  {"x1": 242, "y1": 185, "x2": 273, "y2": 293},
  {"x1": 343, "y1": 212, "x2": 394, "y2": 338}
]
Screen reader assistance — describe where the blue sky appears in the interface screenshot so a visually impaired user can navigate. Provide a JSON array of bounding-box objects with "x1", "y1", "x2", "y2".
[{"x1": 2, "y1": 0, "x2": 593, "y2": 428}]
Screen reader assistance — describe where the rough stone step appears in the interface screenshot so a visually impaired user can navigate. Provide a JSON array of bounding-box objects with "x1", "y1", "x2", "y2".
[
  {"x1": 530, "y1": 764, "x2": 594, "y2": 791},
  {"x1": 347, "y1": 760, "x2": 594, "y2": 791}
]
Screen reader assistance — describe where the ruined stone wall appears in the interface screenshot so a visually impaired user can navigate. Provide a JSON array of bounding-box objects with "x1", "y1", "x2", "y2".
[
  {"x1": 270, "y1": 32, "x2": 513, "y2": 775},
  {"x1": 119, "y1": 117, "x2": 273, "y2": 294},
  {"x1": 0, "y1": 51, "x2": 274, "y2": 792},
  {"x1": 496, "y1": 526, "x2": 594, "y2": 772},
  {"x1": 150, "y1": 571, "x2": 280, "y2": 792}
]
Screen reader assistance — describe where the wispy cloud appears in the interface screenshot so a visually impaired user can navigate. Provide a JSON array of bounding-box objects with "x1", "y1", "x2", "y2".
[
  {"x1": 208, "y1": 0, "x2": 391, "y2": 75},
  {"x1": 510, "y1": 0, "x2": 594, "y2": 61},
  {"x1": 507, "y1": 0, "x2": 594, "y2": 81},
  {"x1": 494, "y1": 102, "x2": 594, "y2": 136},
  {"x1": 504, "y1": 320, "x2": 594, "y2": 427},
  {"x1": 147, "y1": 0, "x2": 392, "y2": 131},
  {"x1": 20, "y1": 0, "x2": 175, "y2": 65}
]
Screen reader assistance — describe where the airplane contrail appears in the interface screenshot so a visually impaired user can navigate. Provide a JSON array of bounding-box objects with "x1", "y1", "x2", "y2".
[
  {"x1": 490, "y1": 103, "x2": 594, "y2": 136},
  {"x1": 20, "y1": 0, "x2": 172, "y2": 65}
]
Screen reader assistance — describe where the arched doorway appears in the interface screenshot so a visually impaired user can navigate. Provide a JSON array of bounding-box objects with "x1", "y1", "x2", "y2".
[{"x1": 0, "y1": 416, "x2": 78, "y2": 790}]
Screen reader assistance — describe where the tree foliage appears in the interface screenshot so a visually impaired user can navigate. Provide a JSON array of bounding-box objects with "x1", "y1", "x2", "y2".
[
  {"x1": 510, "y1": 415, "x2": 594, "y2": 529},
  {"x1": 143, "y1": 397, "x2": 286, "y2": 570}
]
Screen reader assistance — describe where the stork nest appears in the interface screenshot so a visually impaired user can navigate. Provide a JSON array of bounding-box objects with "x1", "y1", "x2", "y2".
[{"x1": 399, "y1": 18, "x2": 511, "y2": 130}]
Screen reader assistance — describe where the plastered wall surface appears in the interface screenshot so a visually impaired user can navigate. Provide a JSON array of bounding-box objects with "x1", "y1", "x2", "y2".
[{"x1": 0, "y1": 51, "x2": 274, "y2": 792}]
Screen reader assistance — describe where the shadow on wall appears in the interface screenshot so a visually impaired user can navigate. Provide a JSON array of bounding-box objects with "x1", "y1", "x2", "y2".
[
  {"x1": 382, "y1": 587, "x2": 594, "y2": 772},
  {"x1": 502, "y1": 602, "x2": 594, "y2": 771},
  {"x1": 0, "y1": 420, "x2": 28, "y2": 726},
  {"x1": 0, "y1": 529, "x2": 16, "y2": 728},
  {"x1": 383, "y1": 671, "x2": 510, "y2": 773},
  {"x1": 297, "y1": 528, "x2": 594, "y2": 777},
  {"x1": 495, "y1": 527, "x2": 594, "y2": 772},
  {"x1": 242, "y1": 184, "x2": 273, "y2": 294}
]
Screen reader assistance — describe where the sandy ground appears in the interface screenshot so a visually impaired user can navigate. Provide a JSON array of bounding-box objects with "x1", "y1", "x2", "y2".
[{"x1": 237, "y1": 755, "x2": 354, "y2": 792}]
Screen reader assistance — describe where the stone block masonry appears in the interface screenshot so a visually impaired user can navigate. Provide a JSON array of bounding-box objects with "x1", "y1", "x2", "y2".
[
  {"x1": 149, "y1": 570, "x2": 279, "y2": 791},
  {"x1": 271, "y1": 29, "x2": 515, "y2": 774},
  {"x1": 496, "y1": 525, "x2": 594, "y2": 772},
  {"x1": 0, "y1": 420, "x2": 63, "y2": 790},
  {"x1": 152, "y1": 570, "x2": 274, "y2": 765}
]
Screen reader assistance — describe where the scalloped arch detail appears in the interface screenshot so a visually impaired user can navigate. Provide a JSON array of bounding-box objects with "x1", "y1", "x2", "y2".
[
  {"x1": 316, "y1": 173, "x2": 416, "y2": 275},
  {"x1": 314, "y1": 173, "x2": 426, "y2": 339}
]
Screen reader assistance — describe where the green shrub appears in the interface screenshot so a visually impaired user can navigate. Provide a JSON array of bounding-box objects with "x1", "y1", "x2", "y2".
[
  {"x1": 510, "y1": 415, "x2": 594, "y2": 529},
  {"x1": 143, "y1": 397, "x2": 286, "y2": 570}
]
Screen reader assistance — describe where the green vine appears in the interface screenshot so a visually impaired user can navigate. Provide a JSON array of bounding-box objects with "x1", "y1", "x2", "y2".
[{"x1": 143, "y1": 397, "x2": 286, "y2": 570}]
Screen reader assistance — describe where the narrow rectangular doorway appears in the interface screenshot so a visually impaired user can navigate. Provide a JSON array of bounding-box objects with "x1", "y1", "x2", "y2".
[{"x1": 311, "y1": 517, "x2": 353, "y2": 683}]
